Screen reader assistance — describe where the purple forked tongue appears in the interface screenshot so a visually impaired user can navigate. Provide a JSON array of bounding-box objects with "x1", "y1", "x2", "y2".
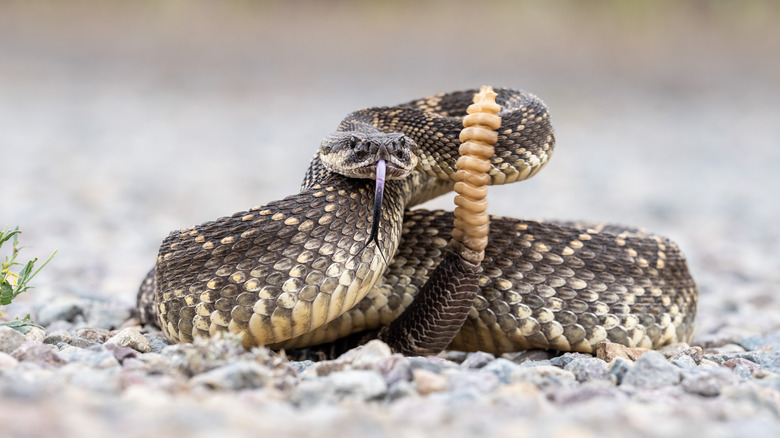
[{"x1": 367, "y1": 159, "x2": 386, "y2": 251}]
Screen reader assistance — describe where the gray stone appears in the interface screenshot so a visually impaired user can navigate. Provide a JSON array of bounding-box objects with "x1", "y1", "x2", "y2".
[
  {"x1": 764, "y1": 331, "x2": 780, "y2": 351},
  {"x1": 58, "y1": 345, "x2": 120, "y2": 369},
  {"x1": 11, "y1": 342, "x2": 65, "y2": 368},
  {"x1": 607, "y1": 357, "x2": 633, "y2": 385},
  {"x1": 191, "y1": 361, "x2": 272, "y2": 390},
  {"x1": 289, "y1": 360, "x2": 315, "y2": 374},
  {"x1": 724, "y1": 358, "x2": 761, "y2": 379},
  {"x1": 105, "y1": 328, "x2": 151, "y2": 353},
  {"x1": 104, "y1": 342, "x2": 139, "y2": 364},
  {"x1": 37, "y1": 298, "x2": 89, "y2": 326},
  {"x1": 480, "y1": 358, "x2": 523, "y2": 384},
  {"x1": 23, "y1": 327, "x2": 46, "y2": 343},
  {"x1": 753, "y1": 375, "x2": 780, "y2": 392},
  {"x1": 671, "y1": 354, "x2": 698, "y2": 369},
  {"x1": 438, "y1": 350, "x2": 468, "y2": 363},
  {"x1": 681, "y1": 367, "x2": 739, "y2": 397},
  {"x1": 143, "y1": 333, "x2": 170, "y2": 354},
  {"x1": 658, "y1": 342, "x2": 693, "y2": 358},
  {"x1": 737, "y1": 335, "x2": 767, "y2": 351},
  {"x1": 65, "y1": 365, "x2": 122, "y2": 395},
  {"x1": 0, "y1": 326, "x2": 28, "y2": 353},
  {"x1": 0, "y1": 351, "x2": 19, "y2": 368},
  {"x1": 705, "y1": 343, "x2": 747, "y2": 354},
  {"x1": 705, "y1": 351, "x2": 780, "y2": 373},
  {"x1": 412, "y1": 368, "x2": 448, "y2": 395},
  {"x1": 448, "y1": 370, "x2": 500, "y2": 393},
  {"x1": 547, "y1": 385, "x2": 626, "y2": 405},
  {"x1": 76, "y1": 328, "x2": 108, "y2": 343},
  {"x1": 85, "y1": 303, "x2": 132, "y2": 329},
  {"x1": 668, "y1": 346, "x2": 703, "y2": 365},
  {"x1": 510, "y1": 365, "x2": 578, "y2": 389},
  {"x1": 348, "y1": 339, "x2": 393, "y2": 368},
  {"x1": 549, "y1": 352, "x2": 592, "y2": 368},
  {"x1": 518, "y1": 359, "x2": 553, "y2": 368},
  {"x1": 407, "y1": 356, "x2": 458, "y2": 374},
  {"x1": 621, "y1": 351, "x2": 681, "y2": 388},
  {"x1": 386, "y1": 380, "x2": 418, "y2": 401},
  {"x1": 502, "y1": 349, "x2": 556, "y2": 364},
  {"x1": 564, "y1": 357, "x2": 608, "y2": 382},
  {"x1": 43, "y1": 330, "x2": 73, "y2": 346},
  {"x1": 69, "y1": 337, "x2": 99, "y2": 349},
  {"x1": 460, "y1": 351, "x2": 495, "y2": 369},
  {"x1": 378, "y1": 354, "x2": 412, "y2": 386},
  {"x1": 289, "y1": 378, "x2": 337, "y2": 407},
  {"x1": 323, "y1": 370, "x2": 387, "y2": 401}
]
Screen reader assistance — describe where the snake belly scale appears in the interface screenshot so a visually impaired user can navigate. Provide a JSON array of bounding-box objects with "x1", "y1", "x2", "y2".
[{"x1": 139, "y1": 88, "x2": 697, "y2": 355}]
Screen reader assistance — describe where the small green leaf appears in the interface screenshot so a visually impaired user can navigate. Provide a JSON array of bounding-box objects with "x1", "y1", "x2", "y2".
[
  {"x1": 0, "y1": 314, "x2": 41, "y2": 334},
  {"x1": 20, "y1": 259, "x2": 36, "y2": 279},
  {"x1": 0, "y1": 281, "x2": 13, "y2": 305}
]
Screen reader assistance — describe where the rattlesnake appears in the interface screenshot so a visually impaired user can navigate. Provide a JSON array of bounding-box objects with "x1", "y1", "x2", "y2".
[{"x1": 137, "y1": 88, "x2": 697, "y2": 355}]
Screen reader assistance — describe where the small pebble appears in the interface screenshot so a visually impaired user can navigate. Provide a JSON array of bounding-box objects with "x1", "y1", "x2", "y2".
[
  {"x1": 608, "y1": 357, "x2": 633, "y2": 385},
  {"x1": 11, "y1": 342, "x2": 66, "y2": 368},
  {"x1": 379, "y1": 354, "x2": 413, "y2": 386},
  {"x1": 595, "y1": 342, "x2": 649, "y2": 362},
  {"x1": 621, "y1": 351, "x2": 681, "y2": 388},
  {"x1": 550, "y1": 352, "x2": 592, "y2": 368},
  {"x1": 24, "y1": 327, "x2": 46, "y2": 343},
  {"x1": 447, "y1": 370, "x2": 500, "y2": 393},
  {"x1": 191, "y1": 361, "x2": 272, "y2": 391},
  {"x1": 723, "y1": 358, "x2": 762, "y2": 378},
  {"x1": 0, "y1": 326, "x2": 28, "y2": 353},
  {"x1": 681, "y1": 367, "x2": 739, "y2": 397},
  {"x1": 143, "y1": 333, "x2": 170, "y2": 354},
  {"x1": 502, "y1": 349, "x2": 557, "y2": 364},
  {"x1": 324, "y1": 370, "x2": 387, "y2": 401},
  {"x1": 105, "y1": 328, "x2": 152, "y2": 353},
  {"x1": 36, "y1": 298, "x2": 89, "y2": 326},
  {"x1": 510, "y1": 365, "x2": 578, "y2": 389},
  {"x1": 59, "y1": 345, "x2": 121, "y2": 369},
  {"x1": 564, "y1": 357, "x2": 608, "y2": 382},
  {"x1": 85, "y1": 303, "x2": 132, "y2": 329},
  {"x1": 480, "y1": 358, "x2": 523, "y2": 384},
  {"x1": 671, "y1": 354, "x2": 698, "y2": 369},
  {"x1": 348, "y1": 339, "x2": 393, "y2": 368},
  {"x1": 460, "y1": 351, "x2": 495, "y2": 369},
  {"x1": 0, "y1": 351, "x2": 19, "y2": 368},
  {"x1": 413, "y1": 368, "x2": 448, "y2": 395},
  {"x1": 737, "y1": 335, "x2": 767, "y2": 351},
  {"x1": 77, "y1": 328, "x2": 109, "y2": 343},
  {"x1": 43, "y1": 330, "x2": 73, "y2": 346}
]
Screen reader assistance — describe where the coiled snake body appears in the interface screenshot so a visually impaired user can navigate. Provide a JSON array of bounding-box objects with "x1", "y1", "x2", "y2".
[{"x1": 138, "y1": 88, "x2": 697, "y2": 355}]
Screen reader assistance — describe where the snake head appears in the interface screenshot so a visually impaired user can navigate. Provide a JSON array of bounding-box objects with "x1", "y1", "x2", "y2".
[{"x1": 319, "y1": 132, "x2": 418, "y2": 180}]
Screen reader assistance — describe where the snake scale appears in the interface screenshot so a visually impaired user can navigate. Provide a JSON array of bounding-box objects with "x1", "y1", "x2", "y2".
[{"x1": 137, "y1": 88, "x2": 697, "y2": 355}]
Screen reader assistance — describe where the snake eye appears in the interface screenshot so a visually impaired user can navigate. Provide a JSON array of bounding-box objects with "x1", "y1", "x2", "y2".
[
  {"x1": 398, "y1": 137, "x2": 406, "y2": 147},
  {"x1": 349, "y1": 136, "x2": 358, "y2": 148}
]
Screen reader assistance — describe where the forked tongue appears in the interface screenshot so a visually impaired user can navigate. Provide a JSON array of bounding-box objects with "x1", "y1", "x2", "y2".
[{"x1": 368, "y1": 159, "x2": 386, "y2": 249}]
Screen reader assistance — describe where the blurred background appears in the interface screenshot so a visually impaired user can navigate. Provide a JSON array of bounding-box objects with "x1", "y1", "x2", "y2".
[{"x1": 1, "y1": 0, "x2": 779, "y2": 341}]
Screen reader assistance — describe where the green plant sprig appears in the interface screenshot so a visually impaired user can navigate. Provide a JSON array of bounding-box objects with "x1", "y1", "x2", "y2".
[{"x1": 0, "y1": 227, "x2": 56, "y2": 332}]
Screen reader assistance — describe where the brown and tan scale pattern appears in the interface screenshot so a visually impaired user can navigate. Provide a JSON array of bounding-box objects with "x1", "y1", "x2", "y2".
[
  {"x1": 273, "y1": 210, "x2": 696, "y2": 354},
  {"x1": 144, "y1": 88, "x2": 697, "y2": 354}
]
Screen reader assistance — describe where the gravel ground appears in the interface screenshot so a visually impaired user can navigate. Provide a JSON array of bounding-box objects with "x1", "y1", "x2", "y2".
[{"x1": 1, "y1": 2, "x2": 779, "y2": 437}]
